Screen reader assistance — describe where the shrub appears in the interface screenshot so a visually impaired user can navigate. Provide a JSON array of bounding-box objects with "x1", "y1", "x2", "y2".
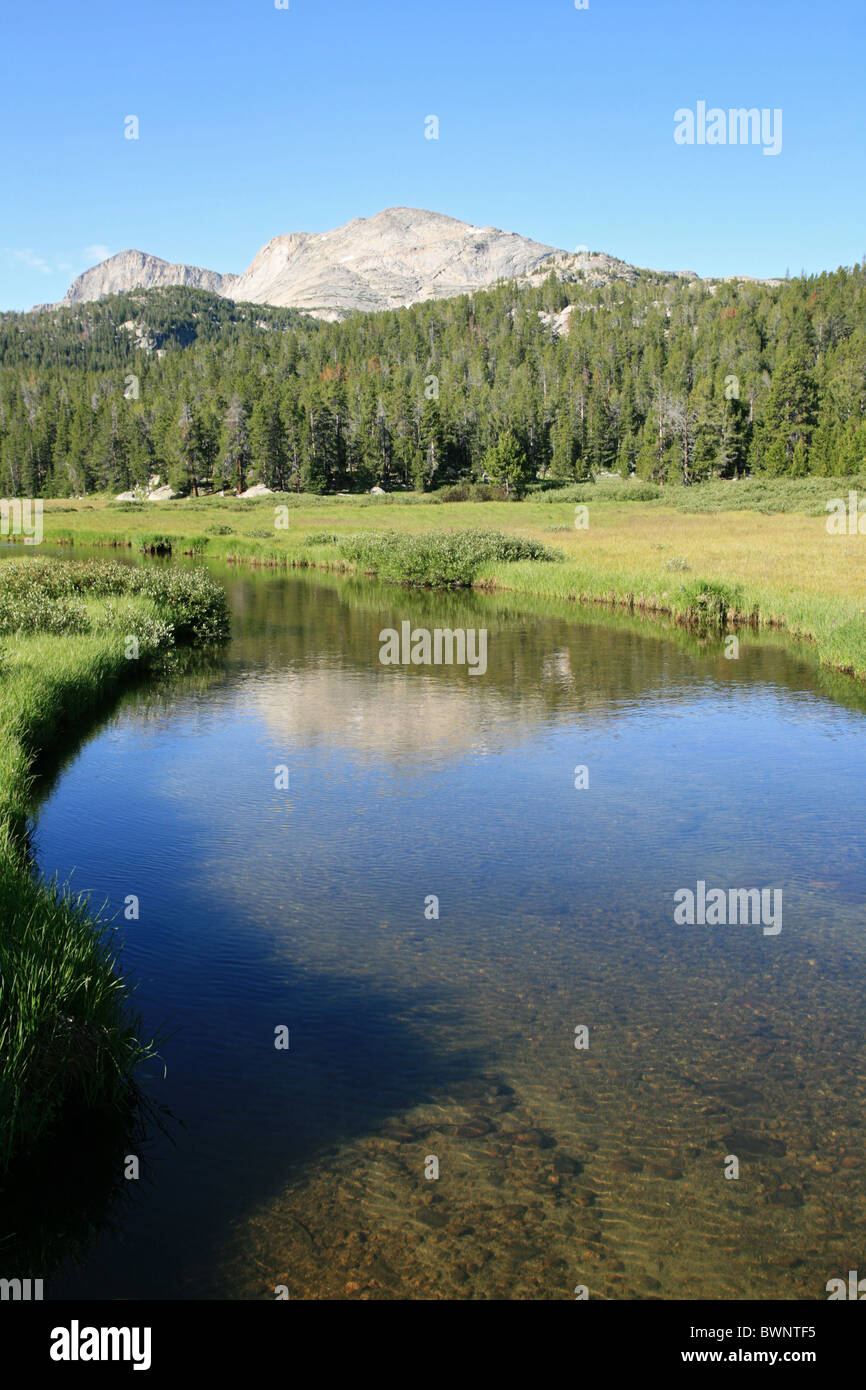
[
  {"x1": 539, "y1": 479, "x2": 664, "y2": 504},
  {"x1": 0, "y1": 558, "x2": 230, "y2": 646},
  {"x1": 436, "y1": 482, "x2": 506, "y2": 503},
  {"x1": 0, "y1": 590, "x2": 90, "y2": 635},
  {"x1": 129, "y1": 567, "x2": 230, "y2": 644},
  {"x1": 339, "y1": 529, "x2": 562, "y2": 587}
]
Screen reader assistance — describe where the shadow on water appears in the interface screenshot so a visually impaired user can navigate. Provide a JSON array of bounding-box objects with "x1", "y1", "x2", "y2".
[
  {"x1": 5, "y1": 967, "x2": 485, "y2": 1296},
  {"x1": 0, "y1": 1093, "x2": 154, "y2": 1279},
  {"x1": 12, "y1": 805, "x2": 488, "y2": 1292},
  {"x1": 0, "y1": 649, "x2": 229, "y2": 1282},
  {"x1": 4, "y1": 575, "x2": 490, "y2": 1294}
]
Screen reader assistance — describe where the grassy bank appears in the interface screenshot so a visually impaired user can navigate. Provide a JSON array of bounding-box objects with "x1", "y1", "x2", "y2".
[
  {"x1": 0, "y1": 558, "x2": 229, "y2": 1170},
  {"x1": 29, "y1": 479, "x2": 866, "y2": 679}
]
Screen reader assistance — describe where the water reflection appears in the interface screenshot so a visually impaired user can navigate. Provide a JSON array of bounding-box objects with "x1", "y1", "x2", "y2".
[{"x1": 14, "y1": 565, "x2": 866, "y2": 1298}]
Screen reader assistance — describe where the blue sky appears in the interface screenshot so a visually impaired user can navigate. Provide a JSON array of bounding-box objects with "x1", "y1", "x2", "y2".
[{"x1": 1, "y1": 0, "x2": 863, "y2": 310}]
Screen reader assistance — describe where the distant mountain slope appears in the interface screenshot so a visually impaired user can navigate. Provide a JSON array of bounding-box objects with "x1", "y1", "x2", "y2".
[
  {"x1": 228, "y1": 207, "x2": 563, "y2": 316},
  {"x1": 42, "y1": 208, "x2": 692, "y2": 318},
  {"x1": 58, "y1": 250, "x2": 237, "y2": 306}
]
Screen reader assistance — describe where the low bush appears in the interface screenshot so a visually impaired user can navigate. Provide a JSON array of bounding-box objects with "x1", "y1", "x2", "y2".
[
  {"x1": 338, "y1": 529, "x2": 563, "y2": 587},
  {"x1": 0, "y1": 557, "x2": 230, "y2": 647}
]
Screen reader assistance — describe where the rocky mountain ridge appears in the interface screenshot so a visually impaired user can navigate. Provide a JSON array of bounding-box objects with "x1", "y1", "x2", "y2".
[{"x1": 43, "y1": 207, "x2": 699, "y2": 319}]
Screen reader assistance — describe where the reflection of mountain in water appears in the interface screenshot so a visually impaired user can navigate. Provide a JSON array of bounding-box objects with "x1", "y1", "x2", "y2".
[
  {"x1": 243, "y1": 666, "x2": 521, "y2": 762},
  {"x1": 213, "y1": 567, "x2": 866, "y2": 760}
]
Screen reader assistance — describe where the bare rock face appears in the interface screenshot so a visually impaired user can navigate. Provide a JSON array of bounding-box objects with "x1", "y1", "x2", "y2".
[
  {"x1": 538, "y1": 303, "x2": 577, "y2": 338},
  {"x1": 228, "y1": 207, "x2": 562, "y2": 317},
  {"x1": 45, "y1": 209, "x2": 699, "y2": 319},
  {"x1": 59, "y1": 250, "x2": 237, "y2": 306}
]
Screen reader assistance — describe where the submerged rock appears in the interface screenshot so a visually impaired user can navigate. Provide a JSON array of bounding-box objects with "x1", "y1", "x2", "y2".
[
  {"x1": 486, "y1": 1095, "x2": 518, "y2": 1115},
  {"x1": 722, "y1": 1131, "x2": 786, "y2": 1157},
  {"x1": 415, "y1": 1208, "x2": 448, "y2": 1230},
  {"x1": 552, "y1": 1154, "x2": 583, "y2": 1176},
  {"x1": 609, "y1": 1155, "x2": 644, "y2": 1174},
  {"x1": 512, "y1": 1129, "x2": 556, "y2": 1150},
  {"x1": 381, "y1": 1123, "x2": 423, "y2": 1143},
  {"x1": 457, "y1": 1118, "x2": 494, "y2": 1139},
  {"x1": 767, "y1": 1187, "x2": 804, "y2": 1208},
  {"x1": 705, "y1": 1081, "x2": 765, "y2": 1107}
]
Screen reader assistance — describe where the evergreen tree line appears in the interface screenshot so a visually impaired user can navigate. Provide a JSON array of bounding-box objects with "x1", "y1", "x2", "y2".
[{"x1": 0, "y1": 260, "x2": 864, "y2": 498}]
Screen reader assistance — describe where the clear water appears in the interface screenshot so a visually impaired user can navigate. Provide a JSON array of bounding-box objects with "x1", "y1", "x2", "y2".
[{"x1": 18, "y1": 565, "x2": 866, "y2": 1299}]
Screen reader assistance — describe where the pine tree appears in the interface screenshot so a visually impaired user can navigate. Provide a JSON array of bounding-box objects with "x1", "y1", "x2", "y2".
[
  {"x1": 221, "y1": 395, "x2": 252, "y2": 494},
  {"x1": 174, "y1": 401, "x2": 203, "y2": 496},
  {"x1": 250, "y1": 394, "x2": 288, "y2": 489},
  {"x1": 483, "y1": 430, "x2": 532, "y2": 497},
  {"x1": 758, "y1": 346, "x2": 818, "y2": 472},
  {"x1": 550, "y1": 410, "x2": 577, "y2": 480}
]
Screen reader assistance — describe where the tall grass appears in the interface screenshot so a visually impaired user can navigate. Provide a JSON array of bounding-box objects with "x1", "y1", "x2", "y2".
[
  {"x1": 0, "y1": 556, "x2": 229, "y2": 1169},
  {"x1": 0, "y1": 816, "x2": 151, "y2": 1170},
  {"x1": 674, "y1": 579, "x2": 750, "y2": 632},
  {"x1": 137, "y1": 533, "x2": 210, "y2": 556}
]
